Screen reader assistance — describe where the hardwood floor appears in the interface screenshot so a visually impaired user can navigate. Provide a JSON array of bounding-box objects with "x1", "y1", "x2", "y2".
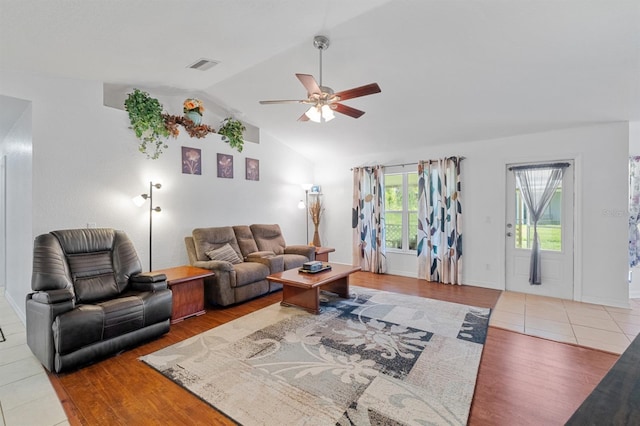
[{"x1": 47, "y1": 272, "x2": 618, "y2": 425}]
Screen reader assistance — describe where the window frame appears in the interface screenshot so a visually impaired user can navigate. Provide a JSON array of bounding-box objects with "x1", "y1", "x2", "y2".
[{"x1": 384, "y1": 170, "x2": 418, "y2": 254}]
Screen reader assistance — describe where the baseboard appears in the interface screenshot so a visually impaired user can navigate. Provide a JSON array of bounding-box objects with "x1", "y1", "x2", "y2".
[
  {"x1": 580, "y1": 295, "x2": 631, "y2": 309},
  {"x1": 4, "y1": 290, "x2": 26, "y2": 325},
  {"x1": 385, "y1": 268, "x2": 417, "y2": 278},
  {"x1": 461, "y1": 279, "x2": 504, "y2": 291}
]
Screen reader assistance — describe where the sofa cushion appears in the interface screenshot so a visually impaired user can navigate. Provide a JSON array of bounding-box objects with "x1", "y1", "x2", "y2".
[
  {"x1": 250, "y1": 224, "x2": 286, "y2": 255},
  {"x1": 233, "y1": 225, "x2": 259, "y2": 257},
  {"x1": 68, "y1": 251, "x2": 118, "y2": 303},
  {"x1": 99, "y1": 296, "x2": 144, "y2": 340},
  {"x1": 206, "y1": 243, "x2": 243, "y2": 264},
  {"x1": 282, "y1": 254, "x2": 309, "y2": 270},
  {"x1": 233, "y1": 262, "x2": 270, "y2": 288},
  {"x1": 192, "y1": 227, "x2": 243, "y2": 262},
  {"x1": 52, "y1": 291, "x2": 170, "y2": 355}
]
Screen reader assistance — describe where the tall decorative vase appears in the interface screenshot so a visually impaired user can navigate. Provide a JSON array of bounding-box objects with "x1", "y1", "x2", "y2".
[
  {"x1": 185, "y1": 111, "x2": 202, "y2": 125},
  {"x1": 312, "y1": 224, "x2": 321, "y2": 247}
]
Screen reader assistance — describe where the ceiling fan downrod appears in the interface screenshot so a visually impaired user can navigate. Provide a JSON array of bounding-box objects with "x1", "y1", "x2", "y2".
[{"x1": 313, "y1": 35, "x2": 330, "y2": 89}]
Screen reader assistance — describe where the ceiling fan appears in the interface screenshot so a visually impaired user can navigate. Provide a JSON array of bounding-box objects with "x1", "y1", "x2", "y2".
[{"x1": 259, "y1": 35, "x2": 381, "y2": 123}]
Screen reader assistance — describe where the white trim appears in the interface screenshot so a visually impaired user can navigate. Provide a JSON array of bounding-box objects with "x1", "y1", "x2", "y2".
[
  {"x1": 385, "y1": 268, "x2": 418, "y2": 278},
  {"x1": 462, "y1": 279, "x2": 504, "y2": 290},
  {"x1": 502, "y1": 153, "x2": 581, "y2": 300},
  {"x1": 572, "y1": 154, "x2": 583, "y2": 302},
  {"x1": 581, "y1": 295, "x2": 631, "y2": 309}
]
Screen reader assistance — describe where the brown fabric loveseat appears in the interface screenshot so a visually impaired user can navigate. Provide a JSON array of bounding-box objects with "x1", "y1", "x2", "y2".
[{"x1": 184, "y1": 224, "x2": 315, "y2": 306}]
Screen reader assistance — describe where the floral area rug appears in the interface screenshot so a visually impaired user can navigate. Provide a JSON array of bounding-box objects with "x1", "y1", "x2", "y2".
[{"x1": 140, "y1": 286, "x2": 491, "y2": 425}]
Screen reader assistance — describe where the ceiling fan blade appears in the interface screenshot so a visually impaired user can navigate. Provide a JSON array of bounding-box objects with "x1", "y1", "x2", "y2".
[
  {"x1": 297, "y1": 112, "x2": 310, "y2": 122},
  {"x1": 259, "y1": 99, "x2": 305, "y2": 104},
  {"x1": 296, "y1": 73, "x2": 321, "y2": 95},
  {"x1": 333, "y1": 103, "x2": 365, "y2": 119},
  {"x1": 334, "y1": 83, "x2": 381, "y2": 102}
]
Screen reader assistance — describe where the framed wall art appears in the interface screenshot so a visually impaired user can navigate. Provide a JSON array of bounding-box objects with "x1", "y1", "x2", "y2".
[
  {"x1": 246, "y1": 158, "x2": 259, "y2": 181},
  {"x1": 181, "y1": 147, "x2": 201, "y2": 175},
  {"x1": 217, "y1": 153, "x2": 234, "y2": 178}
]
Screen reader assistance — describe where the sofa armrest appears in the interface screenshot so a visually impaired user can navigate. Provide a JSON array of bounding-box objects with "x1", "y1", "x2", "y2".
[
  {"x1": 26, "y1": 292, "x2": 75, "y2": 372},
  {"x1": 246, "y1": 250, "x2": 275, "y2": 259},
  {"x1": 285, "y1": 245, "x2": 316, "y2": 260},
  {"x1": 247, "y1": 255, "x2": 284, "y2": 274},
  {"x1": 131, "y1": 273, "x2": 167, "y2": 283},
  {"x1": 193, "y1": 259, "x2": 235, "y2": 272},
  {"x1": 130, "y1": 273, "x2": 168, "y2": 292},
  {"x1": 30, "y1": 288, "x2": 75, "y2": 305}
]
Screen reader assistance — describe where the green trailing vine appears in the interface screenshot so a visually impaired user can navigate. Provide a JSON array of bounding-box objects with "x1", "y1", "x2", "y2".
[
  {"x1": 124, "y1": 90, "x2": 246, "y2": 158},
  {"x1": 124, "y1": 89, "x2": 170, "y2": 160},
  {"x1": 218, "y1": 117, "x2": 246, "y2": 152}
]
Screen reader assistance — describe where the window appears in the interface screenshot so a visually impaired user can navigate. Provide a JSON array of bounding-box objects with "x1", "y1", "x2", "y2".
[
  {"x1": 384, "y1": 172, "x2": 418, "y2": 251},
  {"x1": 514, "y1": 186, "x2": 562, "y2": 251}
]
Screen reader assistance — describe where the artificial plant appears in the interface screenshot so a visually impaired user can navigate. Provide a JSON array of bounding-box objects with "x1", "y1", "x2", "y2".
[
  {"x1": 124, "y1": 89, "x2": 170, "y2": 159},
  {"x1": 218, "y1": 117, "x2": 246, "y2": 152}
]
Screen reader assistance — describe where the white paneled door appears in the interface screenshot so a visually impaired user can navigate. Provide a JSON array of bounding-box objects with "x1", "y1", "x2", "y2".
[{"x1": 505, "y1": 161, "x2": 574, "y2": 299}]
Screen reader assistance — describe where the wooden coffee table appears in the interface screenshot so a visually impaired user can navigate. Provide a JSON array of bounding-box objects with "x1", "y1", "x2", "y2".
[
  {"x1": 149, "y1": 265, "x2": 214, "y2": 324},
  {"x1": 267, "y1": 263, "x2": 361, "y2": 314}
]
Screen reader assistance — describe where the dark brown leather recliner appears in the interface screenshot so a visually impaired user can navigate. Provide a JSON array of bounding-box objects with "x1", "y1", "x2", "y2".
[{"x1": 26, "y1": 228, "x2": 172, "y2": 373}]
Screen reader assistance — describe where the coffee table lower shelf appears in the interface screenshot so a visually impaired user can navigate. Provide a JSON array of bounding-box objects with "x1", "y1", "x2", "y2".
[{"x1": 268, "y1": 263, "x2": 361, "y2": 314}]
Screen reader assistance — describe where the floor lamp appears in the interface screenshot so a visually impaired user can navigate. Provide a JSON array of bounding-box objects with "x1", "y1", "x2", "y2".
[
  {"x1": 301, "y1": 183, "x2": 313, "y2": 244},
  {"x1": 133, "y1": 182, "x2": 161, "y2": 271}
]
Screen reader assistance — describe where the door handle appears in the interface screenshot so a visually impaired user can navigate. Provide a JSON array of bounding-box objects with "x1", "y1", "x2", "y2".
[{"x1": 506, "y1": 232, "x2": 513, "y2": 237}]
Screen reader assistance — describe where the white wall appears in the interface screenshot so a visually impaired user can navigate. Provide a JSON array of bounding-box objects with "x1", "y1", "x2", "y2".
[
  {"x1": 0, "y1": 68, "x2": 632, "y2": 320},
  {"x1": 0, "y1": 70, "x2": 314, "y2": 321},
  {"x1": 316, "y1": 122, "x2": 630, "y2": 307},
  {"x1": 0, "y1": 102, "x2": 32, "y2": 318}
]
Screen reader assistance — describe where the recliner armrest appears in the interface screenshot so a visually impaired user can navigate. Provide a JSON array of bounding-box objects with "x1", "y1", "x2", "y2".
[
  {"x1": 246, "y1": 255, "x2": 284, "y2": 273},
  {"x1": 285, "y1": 245, "x2": 316, "y2": 260},
  {"x1": 246, "y1": 250, "x2": 276, "y2": 259},
  {"x1": 130, "y1": 273, "x2": 168, "y2": 292},
  {"x1": 131, "y1": 273, "x2": 167, "y2": 283},
  {"x1": 193, "y1": 259, "x2": 235, "y2": 272},
  {"x1": 30, "y1": 288, "x2": 75, "y2": 305}
]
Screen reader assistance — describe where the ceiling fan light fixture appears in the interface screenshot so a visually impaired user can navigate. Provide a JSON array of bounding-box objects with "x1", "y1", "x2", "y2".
[
  {"x1": 305, "y1": 105, "x2": 335, "y2": 123},
  {"x1": 259, "y1": 35, "x2": 380, "y2": 121}
]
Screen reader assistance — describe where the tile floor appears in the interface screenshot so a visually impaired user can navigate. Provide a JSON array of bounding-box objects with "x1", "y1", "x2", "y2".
[
  {"x1": 490, "y1": 291, "x2": 640, "y2": 354},
  {"x1": 0, "y1": 290, "x2": 68, "y2": 426}
]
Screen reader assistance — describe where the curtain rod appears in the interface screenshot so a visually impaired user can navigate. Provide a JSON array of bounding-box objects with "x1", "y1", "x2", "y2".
[
  {"x1": 351, "y1": 156, "x2": 465, "y2": 171},
  {"x1": 508, "y1": 162, "x2": 570, "y2": 171}
]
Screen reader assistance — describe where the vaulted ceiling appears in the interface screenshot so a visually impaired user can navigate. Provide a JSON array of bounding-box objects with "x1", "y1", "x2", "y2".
[{"x1": 1, "y1": 0, "x2": 639, "y2": 162}]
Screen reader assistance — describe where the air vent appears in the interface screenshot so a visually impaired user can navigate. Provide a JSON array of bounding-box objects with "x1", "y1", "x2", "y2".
[{"x1": 187, "y1": 58, "x2": 220, "y2": 71}]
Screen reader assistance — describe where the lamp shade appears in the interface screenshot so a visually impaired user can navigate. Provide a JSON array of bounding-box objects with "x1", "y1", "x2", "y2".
[
  {"x1": 132, "y1": 194, "x2": 148, "y2": 207},
  {"x1": 304, "y1": 105, "x2": 335, "y2": 123}
]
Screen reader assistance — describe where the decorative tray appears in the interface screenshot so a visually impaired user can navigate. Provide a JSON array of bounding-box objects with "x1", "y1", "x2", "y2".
[{"x1": 298, "y1": 265, "x2": 332, "y2": 274}]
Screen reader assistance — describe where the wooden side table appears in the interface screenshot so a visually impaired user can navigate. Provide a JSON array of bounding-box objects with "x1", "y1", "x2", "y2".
[
  {"x1": 314, "y1": 246, "x2": 335, "y2": 262},
  {"x1": 150, "y1": 265, "x2": 214, "y2": 324}
]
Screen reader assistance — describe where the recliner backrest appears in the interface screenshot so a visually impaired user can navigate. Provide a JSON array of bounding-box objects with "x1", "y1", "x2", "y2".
[
  {"x1": 233, "y1": 225, "x2": 259, "y2": 258},
  {"x1": 192, "y1": 227, "x2": 243, "y2": 261},
  {"x1": 32, "y1": 228, "x2": 142, "y2": 304},
  {"x1": 250, "y1": 224, "x2": 287, "y2": 255}
]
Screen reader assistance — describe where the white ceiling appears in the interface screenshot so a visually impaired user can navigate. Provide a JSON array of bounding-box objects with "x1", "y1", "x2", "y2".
[{"x1": 1, "y1": 0, "x2": 639, "y2": 162}]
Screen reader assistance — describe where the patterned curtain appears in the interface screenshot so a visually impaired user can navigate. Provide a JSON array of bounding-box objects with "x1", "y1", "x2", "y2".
[
  {"x1": 416, "y1": 157, "x2": 463, "y2": 284},
  {"x1": 352, "y1": 166, "x2": 386, "y2": 273},
  {"x1": 630, "y1": 156, "x2": 640, "y2": 267}
]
